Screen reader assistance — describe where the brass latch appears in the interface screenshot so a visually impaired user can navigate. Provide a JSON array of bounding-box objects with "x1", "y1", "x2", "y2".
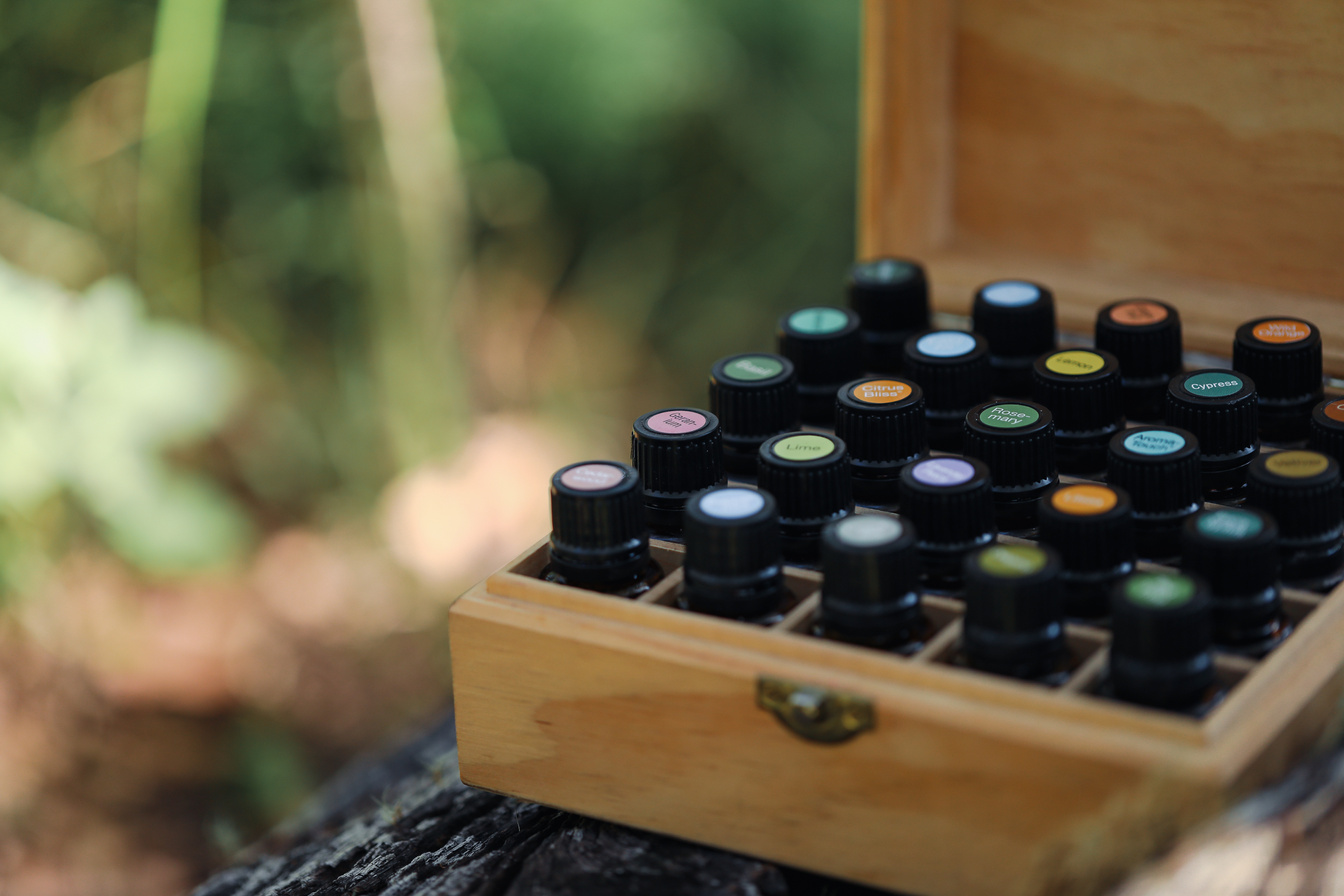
[{"x1": 756, "y1": 675, "x2": 875, "y2": 744}]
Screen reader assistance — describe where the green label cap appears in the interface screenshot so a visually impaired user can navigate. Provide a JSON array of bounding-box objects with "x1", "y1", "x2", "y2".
[
  {"x1": 1123, "y1": 573, "x2": 1196, "y2": 609},
  {"x1": 787, "y1": 307, "x2": 848, "y2": 335},
  {"x1": 771, "y1": 434, "x2": 837, "y2": 462},
  {"x1": 1183, "y1": 372, "x2": 1244, "y2": 398},
  {"x1": 978, "y1": 403, "x2": 1041, "y2": 429},
  {"x1": 1195, "y1": 509, "x2": 1264, "y2": 541},
  {"x1": 976, "y1": 545, "x2": 1047, "y2": 578},
  {"x1": 722, "y1": 355, "x2": 784, "y2": 382}
]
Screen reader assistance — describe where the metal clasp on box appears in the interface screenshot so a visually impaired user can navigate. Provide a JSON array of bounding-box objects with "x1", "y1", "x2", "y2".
[{"x1": 756, "y1": 675, "x2": 875, "y2": 744}]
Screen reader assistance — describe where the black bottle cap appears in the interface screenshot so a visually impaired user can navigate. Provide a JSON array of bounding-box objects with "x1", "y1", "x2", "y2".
[
  {"x1": 548, "y1": 461, "x2": 651, "y2": 584},
  {"x1": 1110, "y1": 572, "x2": 1214, "y2": 710},
  {"x1": 1037, "y1": 483, "x2": 1135, "y2": 618},
  {"x1": 709, "y1": 354, "x2": 799, "y2": 471},
  {"x1": 1030, "y1": 349, "x2": 1124, "y2": 434},
  {"x1": 682, "y1": 487, "x2": 786, "y2": 619},
  {"x1": 848, "y1": 258, "x2": 930, "y2": 372},
  {"x1": 1164, "y1": 369, "x2": 1260, "y2": 457},
  {"x1": 961, "y1": 544, "x2": 1066, "y2": 679},
  {"x1": 903, "y1": 330, "x2": 991, "y2": 450},
  {"x1": 1106, "y1": 426, "x2": 1203, "y2": 516},
  {"x1": 962, "y1": 400, "x2": 1057, "y2": 490},
  {"x1": 1246, "y1": 451, "x2": 1342, "y2": 544},
  {"x1": 1095, "y1": 300, "x2": 1183, "y2": 420},
  {"x1": 777, "y1": 306, "x2": 863, "y2": 424},
  {"x1": 897, "y1": 456, "x2": 996, "y2": 588},
  {"x1": 631, "y1": 408, "x2": 726, "y2": 531},
  {"x1": 757, "y1": 432, "x2": 854, "y2": 558},
  {"x1": 834, "y1": 377, "x2": 928, "y2": 500},
  {"x1": 820, "y1": 513, "x2": 922, "y2": 641},
  {"x1": 1181, "y1": 507, "x2": 1282, "y2": 650},
  {"x1": 972, "y1": 281, "x2": 1057, "y2": 395},
  {"x1": 1309, "y1": 396, "x2": 1344, "y2": 468},
  {"x1": 1233, "y1": 318, "x2": 1323, "y2": 441}
]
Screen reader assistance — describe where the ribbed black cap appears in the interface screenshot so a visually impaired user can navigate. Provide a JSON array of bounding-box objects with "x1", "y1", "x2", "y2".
[
  {"x1": 834, "y1": 378, "x2": 928, "y2": 466},
  {"x1": 1031, "y1": 349, "x2": 1124, "y2": 433},
  {"x1": 962, "y1": 543, "x2": 1066, "y2": 679},
  {"x1": 1246, "y1": 451, "x2": 1342, "y2": 543},
  {"x1": 820, "y1": 514, "x2": 922, "y2": 638},
  {"x1": 1038, "y1": 483, "x2": 1136, "y2": 574},
  {"x1": 1309, "y1": 397, "x2": 1344, "y2": 468},
  {"x1": 897, "y1": 456, "x2": 995, "y2": 546},
  {"x1": 1164, "y1": 369, "x2": 1259, "y2": 456},
  {"x1": 971, "y1": 281, "x2": 1057, "y2": 358},
  {"x1": 548, "y1": 461, "x2": 650, "y2": 581},
  {"x1": 757, "y1": 432, "x2": 853, "y2": 525},
  {"x1": 847, "y1": 257, "x2": 930, "y2": 334},
  {"x1": 1106, "y1": 426, "x2": 1203, "y2": 516},
  {"x1": 1110, "y1": 572, "x2": 1214, "y2": 710},
  {"x1": 962, "y1": 400, "x2": 1057, "y2": 489},
  {"x1": 682, "y1": 487, "x2": 786, "y2": 619},
  {"x1": 1095, "y1": 300, "x2": 1183, "y2": 379},
  {"x1": 1233, "y1": 317, "x2": 1323, "y2": 403},
  {"x1": 1182, "y1": 508, "x2": 1279, "y2": 596},
  {"x1": 777, "y1": 307, "x2": 863, "y2": 418},
  {"x1": 1181, "y1": 508, "x2": 1282, "y2": 651},
  {"x1": 902, "y1": 330, "x2": 991, "y2": 412},
  {"x1": 708, "y1": 354, "x2": 799, "y2": 462},
  {"x1": 631, "y1": 408, "x2": 725, "y2": 499}
]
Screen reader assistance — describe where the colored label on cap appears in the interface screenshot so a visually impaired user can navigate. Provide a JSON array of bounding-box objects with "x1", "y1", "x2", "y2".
[
  {"x1": 978, "y1": 403, "x2": 1041, "y2": 429},
  {"x1": 911, "y1": 457, "x2": 975, "y2": 486},
  {"x1": 1123, "y1": 573, "x2": 1195, "y2": 609},
  {"x1": 834, "y1": 514, "x2": 903, "y2": 547},
  {"x1": 698, "y1": 488, "x2": 765, "y2": 520},
  {"x1": 1123, "y1": 429, "x2": 1187, "y2": 456},
  {"x1": 1323, "y1": 400, "x2": 1344, "y2": 423},
  {"x1": 1109, "y1": 300, "x2": 1169, "y2": 326},
  {"x1": 771, "y1": 434, "x2": 837, "y2": 462},
  {"x1": 721, "y1": 355, "x2": 784, "y2": 382},
  {"x1": 854, "y1": 258, "x2": 915, "y2": 283},
  {"x1": 1196, "y1": 509, "x2": 1264, "y2": 540},
  {"x1": 1183, "y1": 372, "x2": 1244, "y2": 398},
  {"x1": 646, "y1": 410, "x2": 708, "y2": 434},
  {"x1": 915, "y1": 331, "x2": 977, "y2": 358},
  {"x1": 1252, "y1": 319, "x2": 1312, "y2": 344},
  {"x1": 1050, "y1": 484, "x2": 1118, "y2": 516},
  {"x1": 980, "y1": 281, "x2": 1041, "y2": 307},
  {"x1": 788, "y1": 307, "x2": 849, "y2": 335},
  {"x1": 1265, "y1": 450, "x2": 1330, "y2": 478},
  {"x1": 852, "y1": 379, "x2": 913, "y2": 404},
  {"x1": 559, "y1": 463, "x2": 626, "y2": 491},
  {"x1": 977, "y1": 545, "x2": 1047, "y2": 577},
  {"x1": 1045, "y1": 350, "x2": 1106, "y2": 376}
]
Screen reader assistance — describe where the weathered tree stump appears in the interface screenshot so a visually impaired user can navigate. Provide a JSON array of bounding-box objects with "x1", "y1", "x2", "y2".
[{"x1": 193, "y1": 709, "x2": 1344, "y2": 896}]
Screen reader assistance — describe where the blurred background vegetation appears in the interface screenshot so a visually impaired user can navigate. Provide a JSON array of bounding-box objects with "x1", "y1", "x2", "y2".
[{"x1": 0, "y1": 0, "x2": 858, "y2": 891}]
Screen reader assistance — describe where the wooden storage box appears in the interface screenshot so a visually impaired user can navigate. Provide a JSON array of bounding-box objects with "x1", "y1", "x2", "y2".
[{"x1": 451, "y1": 4, "x2": 1344, "y2": 894}]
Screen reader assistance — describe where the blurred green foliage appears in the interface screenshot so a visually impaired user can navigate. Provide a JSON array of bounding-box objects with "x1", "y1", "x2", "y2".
[{"x1": 0, "y1": 0, "x2": 859, "y2": 571}]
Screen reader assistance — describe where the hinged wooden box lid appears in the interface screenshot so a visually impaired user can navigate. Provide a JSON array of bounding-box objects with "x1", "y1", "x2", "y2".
[{"x1": 860, "y1": 0, "x2": 1344, "y2": 369}]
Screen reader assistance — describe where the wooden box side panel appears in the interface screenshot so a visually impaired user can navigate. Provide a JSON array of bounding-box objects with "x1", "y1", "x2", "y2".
[
  {"x1": 450, "y1": 590, "x2": 1221, "y2": 896},
  {"x1": 860, "y1": 0, "x2": 1344, "y2": 298}
]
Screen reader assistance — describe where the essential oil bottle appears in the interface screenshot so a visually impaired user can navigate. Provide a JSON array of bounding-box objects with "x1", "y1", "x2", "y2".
[
  {"x1": 1094, "y1": 299, "x2": 1183, "y2": 422},
  {"x1": 1037, "y1": 483, "x2": 1135, "y2": 620},
  {"x1": 833, "y1": 377, "x2": 929, "y2": 504},
  {"x1": 1031, "y1": 349, "x2": 1125, "y2": 474},
  {"x1": 1106, "y1": 426, "x2": 1203, "y2": 563},
  {"x1": 1233, "y1": 317, "x2": 1323, "y2": 445},
  {"x1": 897, "y1": 456, "x2": 996, "y2": 592},
  {"x1": 681, "y1": 487, "x2": 789, "y2": 621},
  {"x1": 1107, "y1": 571, "x2": 1219, "y2": 716},
  {"x1": 902, "y1": 330, "x2": 992, "y2": 451},
  {"x1": 757, "y1": 431, "x2": 854, "y2": 562},
  {"x1": 1164, "y1": 369, "x2": 1260, "y2": 503},
  {"x1": 709, "y1": 353, "x2": 799, "y2": 475},
  {"x1": 961, "y1": 399, "x2": 1058, "y2": 532},
  {"x1": 630, "y1": 408, "x2": 726, "y2": 534},
  {"x1": 1181, "y1": 507, "x2": 1287, "y2": 657},
  {"x1": 818, "y1": 514, "x2": 925, "y2": 652},
  {"x1": 960, "y1": 544, "x2": 1069, "y2": 684},
  {"x1": 542, "y1": 461, "x2": 665, "y2": 598},
  {"x1": 777, "y1": 306, "x2": 864, "y2": 425},
  {"x1": 1246, "y1": 450, "x2": 1344, "y2": 592},
  {"x1": 971, "y1": 280, "x2": 1057, "y2": 397},
  {"x1": 847, "y1": 257, "x2": 930, "y2": 375}
]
